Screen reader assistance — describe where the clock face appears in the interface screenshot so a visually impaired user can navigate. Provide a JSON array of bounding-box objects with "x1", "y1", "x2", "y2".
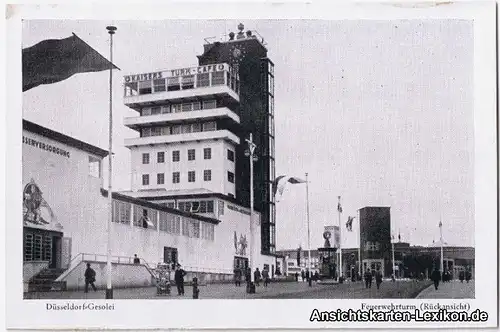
[{"x1": 229, "y1": 45, "x2": 247, "y2": 65}]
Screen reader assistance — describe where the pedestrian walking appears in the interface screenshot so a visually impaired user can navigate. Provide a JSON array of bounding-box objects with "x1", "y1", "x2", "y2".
[
  {"x1": 431, "y1": 267, "x2": 441, "y2": 290},
  {"x1": 234, "y1": 269, "x2": 242, "y2": 287},
  {"x1": 364, "y1": 269, "x2": 372, "y2": 289},
  {"x1": 84, "y1": 263, "x2": 97, "y2": 293},
  {"x1": 301, "y1": 270, "x2": 305, "y2": 282},
  {"x1": 133, "y1": 254, "x2": 140, "y2": 264},
  {"x1": 375, "y1": 269, "x2": 383, "y2": 290},
  {"x1": 465, "y1": 270, "x2": 471, "y2": 283},
  {"x1": 174, "y1": 264, "x2": 186, "y2": 296},
  {"x1": 459, "y1": 270, "x2": 465, "y2": 283},
  {"x1": 262, "y1": 268, "x2": 270, "y2": 287},
  {"x1": 254, "y1": 268, "x2": 261, "y2": 286},
  {"x1": 294, "y1": 272, "x2": 299, "y2": 282}
]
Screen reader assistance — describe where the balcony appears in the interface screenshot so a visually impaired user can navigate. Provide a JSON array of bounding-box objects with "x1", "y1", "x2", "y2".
[
  {"x1": 123, "y1": 63, "x2": 240, "y2": 109},
  {"x1": 124, "y1": 129, "x2": 240, "y2": 147},
  {"x1": 124, "y1": 107, "x2": 240, "y2": 130}
]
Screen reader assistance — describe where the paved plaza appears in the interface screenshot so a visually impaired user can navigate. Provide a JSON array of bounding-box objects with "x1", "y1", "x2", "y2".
[
  {"x1": 416, "y1": 280, "x2": 475, "y2": 299},
  {"x1": 25, "y1": 279, "x2": 436, "y2": 300}
]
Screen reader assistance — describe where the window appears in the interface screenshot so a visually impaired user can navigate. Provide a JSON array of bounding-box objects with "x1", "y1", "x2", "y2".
[
  {"x1": 207, "y1": 200, "x2": 214, "y2": 213},
  {"x1": 142, "y1": 153, "x2": 150, "y2": 164},
  {"x1": 88, "y1": 156, "x2": 101, "y2": 178},
  {"x1": 181, "y1": 75, "x2": 195, "y2": 89},
  {"x1": 192, "y1": 102, "x2": 201, "y2": 111},
  {"x1": 157, "y1": 173, "x2": 165, "y2": 185},
  {"x1": 197, "y1": 73, "x2": 210, "y2": 87},
  {"x1": 202, "y1": 223, "x2": 215, "y2": 241},
  {"x1": 142, "y1": 127, "x2": 151, "y2": 137},
  {"x1": 124, "y1": 82, "x2": 138, "y2": 97},
  {"x1": 227, "y1": 149, "x2": 235, "y2": 162},
  {"x1": 188, "y1": 171, "x2": 195, "y2": 182},
  {"x1": 172, "y1": 172, "x2": 180, "y2": 184},
  {"x1": 171, "y1": 125, "x2": 181, "y2": 135},
  {"x1": 162, "y1": 105, "x2": 171, "y2": 114},
  {"x1": 171, "y1": 104, "x2": 182, "y2": 113},
  {"x1": 204, "y1": 169, "x2": 211, "y2": 181},
  {"x1": 204, "y1": 148, "x2": 211, "y2": 160},
  {"x1": 203, "y1": 121, "x2": 216, "y2": 131},
  {"x1": 192, "y1": 123, "x2": 202, "y2": 133},
  {"x1": 172, "y1": 150, "x2": 180, "y2": 162},
  {"x1": 142, "y1": 174, "x2": 149, "y2": 186},
  {"x1": 157, "y1": 152, "x2": 165, "y2": 163},
  {"x1": 113, "y1": 201, "x2": 131, "y2": 224},
  {"x1": 142, "y1": 108, "x2": 151, "y2": 116},
  {"x1": 159, "y1": 213, "x2": 180, "y2": 235},
  {"x1": 188, "y1": 149, "x2": 196, "y2": 161},
  {"x1": 211, "y1": 71, "x2": 225, "y2": 85},
  {"x1": 161, "y1": 127, "x2": 171, "y2": 136},
  {"x1": 138, "y1": 80, "x2": 152, "y2": 94},
  {"x1": 182, "y1": 103, "x2": 193, "y2": 112},
  {"x1": 181, "y1": 124, "x2": 192, "y2": 134},
  {"x1": 151, "y1": 106, "x2": 161, "y2": 115},
  {"x1": 203, "y1": 100, "x2": 216, "y2": 109},
  {"x1": 227, "y1": 171, "x2": 235, "y2": 183},
  {"x1": 151, "y1": 127, "x2": 162, "y2": 136},
  {"x1": 153, "y1": 79, "x2": 166, "y2": 92},
  {"x1": 167, "y1": 77, "x2": 180, "y2": 91},
  {"x1": 133, "y1": 206, "x2": 157, "y2": 229}
]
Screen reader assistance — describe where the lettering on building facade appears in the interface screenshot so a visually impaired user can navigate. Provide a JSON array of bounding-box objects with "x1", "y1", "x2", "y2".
[
  {"x1": 124, "y1": 64, "x2": 228, "y2": 83},
  {"x1": 23, "y1": 136, "x2": 70, "y2": 158}
]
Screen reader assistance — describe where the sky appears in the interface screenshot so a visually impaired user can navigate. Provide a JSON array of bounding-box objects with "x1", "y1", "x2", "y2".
[{"x1": 22, "y1": 19, "x2": 474, "y2": 250}]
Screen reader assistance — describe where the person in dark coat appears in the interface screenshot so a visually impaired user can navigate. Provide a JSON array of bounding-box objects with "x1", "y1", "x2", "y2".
[
  {"x1": 84, "y1": 263, "x2": 97, "y2": 293},
  {"x1": 431, "y1": 268, "x2": 441, "y2": 290},
  {"x1": 262, "y1": 268, "x2": 270, "y2": 287},
  {"x1": 364, "y1": 269, "x2": 372, "y2": 289},
  {"x1": 133, "y1": 254, "x2": 140, "y2": 264},
  {"x1": 294, "y1": 272, "x2": 299, "y2": 282},
  {"x1": 459, "y1": 270, "x2": 465, "y2": 283},
  {"x1": 174, "y1": 264, "x2": 186, "y2": 295},
  {"x1": 465, "y1": 270, "x2": 472, "y2": 283},
  {"x1": 301, "y1": 270, "x2": 305, "y2": 282},
  {"x1": 375, "y1": 269, "x2": 383, "y2": 290},
  {"x1": 254, "y1": 268, "x2": 261, "y2": 286},
  {"x1": 234, "y1": 269, "x2": 242, "y2": 287}
]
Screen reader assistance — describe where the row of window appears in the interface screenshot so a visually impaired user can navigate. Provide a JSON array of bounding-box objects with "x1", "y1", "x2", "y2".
[
  {"x1": 24, "y1": 233, "x2": 52, "y2": 262},
  {"x1": 141, "y1": 121, "x2": 217, "y2": 138},
  {"x1": 141, "y1": 170, "x2": 235, "y2": 185},
  {"x1": 112, "y1": 200, "x2": 215, "y2": 241},
  {"x1": 124, "y1": 71, "x2": 239, "y2": 97},
  {"x1": 141, "y1": 100, "x2": 217, "y2": 116},
  {"x1": 142, "y1": 148, "x2": 235, "y2": 164}
]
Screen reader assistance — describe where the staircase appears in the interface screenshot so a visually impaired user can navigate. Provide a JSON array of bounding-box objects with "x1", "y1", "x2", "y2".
[{"x1": 28, "y1": 268, "x2": 67, "y2": 292}]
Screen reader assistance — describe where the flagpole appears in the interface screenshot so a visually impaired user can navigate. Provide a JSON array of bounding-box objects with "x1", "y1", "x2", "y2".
[
  {"x1": 439, "y1": 221, "x2": 444, "y2": 275},
  {"x1": 357, "y1": 209, "x2": 362, "y2": 280},
  {"x1": 105, "y1": 25, "x2": 117, "y2": 300},
  {"x1": 305, "y1": 173, "x2": 311, "y2": 286},
  {"x1": 338, "y1": 196, "x2": 342, "y2": 280}
]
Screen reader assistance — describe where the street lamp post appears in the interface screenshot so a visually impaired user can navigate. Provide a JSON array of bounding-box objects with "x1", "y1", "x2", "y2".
[
  {"x1": 245, "y1": 133, "x2": 258, "y2": 294},
  {"x1": 105, "y1": 25, "x2": 117, "y2": 300},
  {"x1": 305, "y1": 173, "x2": 312, "y2": 287}
]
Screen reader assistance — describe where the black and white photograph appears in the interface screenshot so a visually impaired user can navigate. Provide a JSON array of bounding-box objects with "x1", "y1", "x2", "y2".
[{"x1": 5, "y1": 2, "x2": 497, "y2": 330}]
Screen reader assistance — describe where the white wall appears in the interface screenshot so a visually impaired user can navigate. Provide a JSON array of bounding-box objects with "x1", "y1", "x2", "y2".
[
  {"x1": 23, "y1": 129, "x2": 270, "y2": 277},
  {"x1": 130, "y1": 140, "x2": 235, "y2": 196},
  {"x1": 60, "y1": 261, "x2": 155, "y2": 290}
]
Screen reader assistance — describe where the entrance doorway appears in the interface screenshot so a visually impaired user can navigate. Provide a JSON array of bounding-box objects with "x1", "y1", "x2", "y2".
[
  {"x1": 233, "y1": 256, "x2": 248, "y2": 274},
  {"x1": 23, "y1": 227, "x2": 63, "y2": 269},
  {"x1": 163, "y1": 247, "x2": 178, "y2": 267}
]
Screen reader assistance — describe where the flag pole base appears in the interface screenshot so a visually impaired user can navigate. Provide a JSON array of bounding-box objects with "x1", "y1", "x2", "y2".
[{"x1": 105, "y1": 288, "x2": 113, "y2": 299}]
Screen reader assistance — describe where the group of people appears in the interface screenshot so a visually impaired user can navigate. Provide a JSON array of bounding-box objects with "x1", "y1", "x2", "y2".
[
  {"x1": 363, "y1": 268, "x2": 384, "y2": 289},
  {"x1": 234, "y1": 267, "x2": 271, "y2": 287},
  {"x1": 293, "y1": 270, "x2": 320, "y2": 282}
]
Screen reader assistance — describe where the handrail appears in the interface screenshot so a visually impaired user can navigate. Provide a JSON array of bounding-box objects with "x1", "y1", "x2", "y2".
[{"x1": 66, "y1": 253, "x2": 234, "y2": 275}]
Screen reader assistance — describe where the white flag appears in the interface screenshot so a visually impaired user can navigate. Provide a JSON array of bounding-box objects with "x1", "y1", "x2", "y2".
[{"x1": 274, "y1": 175, "x2": 306, "y2": 202}]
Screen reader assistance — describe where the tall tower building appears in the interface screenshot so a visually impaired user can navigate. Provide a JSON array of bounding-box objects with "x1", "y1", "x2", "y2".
[
  {"x1": 122, "y1": 23, "x2": 276, "y2": 258},
  {"x1": 198, "y1": 24, "x2": 276, "y2": 255}
]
